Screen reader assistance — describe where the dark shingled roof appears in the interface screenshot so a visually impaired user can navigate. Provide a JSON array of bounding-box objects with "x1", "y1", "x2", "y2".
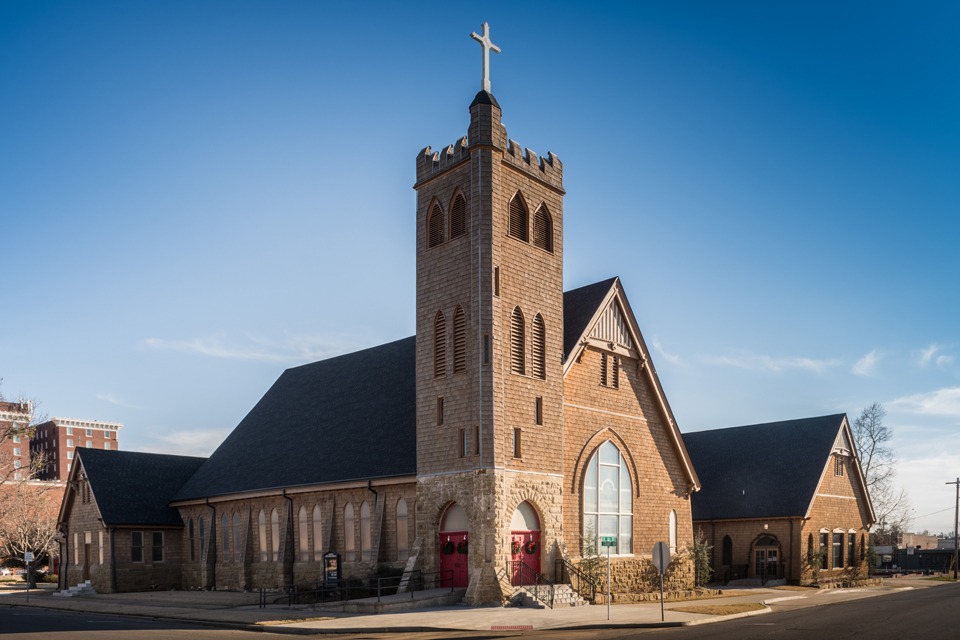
[
  {"x1": 172, "y1": 282, "x2": 620, "y2": 502},
  {"x1": 173, "y1": 336, "x2": 418, "y2": 501},
  {"x1": 78, "y1": 449, "x2": 206, "y2": 526},
  {"x1": 683, "y1": 415, "x2": 846, "y2": 521},
  {"x1": 563, "y1": 277, "x2": 617, "y2": 360}
]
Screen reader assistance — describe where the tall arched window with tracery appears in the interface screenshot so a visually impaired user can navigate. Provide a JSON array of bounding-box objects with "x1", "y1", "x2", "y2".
[
  {"x1": 257, "y1": 510, "x2": 268, "y2": 562},
  {"x1": 533, "y1": 204, "x2": 553, "y2": 252},
  {"x1": 434, "y1": 311, "x2": 446, "y2": 377},
  {"x1": 222, "y1": 513, "x2": 230, "y2": 560},
  {"x1": 532, "y1": 313, "x2": 546, "y2": 379},
  {"x1": 453, "y1": 305, "x2": 466, "y2": 373},
  {"x1": 508, "y1": 193, "x2": 528, "y2": 241},
  {"x1": 396, "y1": 498, "x2": 409, "y2": 561},
  {"x1": 510, "y1": 307, "x2": 525, "y2": 375},
  {"x1": 344, "y1": 503, "x2": 356, "y2": 561},
  {"x1": 428, "y1": 203, "x2": 444, "y2": 248},
  {"x1": 582, "y1": 440, "x2": 633, "y2": 555},
  {"x1": 450, "y1": 192, "x2": 467, "y2": 238},
  {"x1": 233, "y1": 512, "x2": 241, "y2": 563},
  {"x1": 313, "y1": 505, "x2": 323, "y2": 560}
]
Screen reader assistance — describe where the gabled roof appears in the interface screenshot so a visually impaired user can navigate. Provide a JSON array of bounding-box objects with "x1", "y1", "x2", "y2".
[
  {"x1": 563, "y1": 277, "x2": 700, "y2": 493},
  {"x1": 172, "y1": 336, "x2": 417, "y2": 502},
  {"x1": 69, "y1": 449, "x2": 206, "y2": 526},
  {"x1": 683, "y1": 414, "x2": 873, "y2": 522}
]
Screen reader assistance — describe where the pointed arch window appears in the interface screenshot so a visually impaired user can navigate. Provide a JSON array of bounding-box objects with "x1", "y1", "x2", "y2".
[
  {"x1": 396, "y1": 498, "x2": 409, "y2": 561},
  {"x1": 360, "y1": 501, "x2": 372, "y2": 562},
  {"x1": 450, "y1": 193, "x2": 467, "y2": 238},
  {"x1": 583, "y1": 440, "x2": 633, "y2": 555},
  {"x1": 258, "y1": 510, "x2": 268, "y2": 562},
  {"x1": 532, "y1": 314, "x2": 546, "y2": 379},
  {"x1": 188, "y1": 518, "x2": 196, "y2": 562},
  {"x1": 198, "y1": 516, "x2": 205, "y2": 562},
  {"x1": 508, "y1": 193, "x2": 528, "y2": 241},
  {"x1": 233, "y1": 512, "x2": 241, "y2": 563},
  {"x1": 222, "y1": 513, "x2": 230, "y2": 560},
  {"x1": 428, "y1": 203, "x2": 444, "y2": 248},
  {"x1": 453, "y1": 305, "x2": 467, "y2": 373},
  {"x1": 434, "y1": 311, "x2": 446, "y2": 377},
  {"x1": 298, "y1": 506, "x2": 309, "y2": 562},
  {"x1": 510, "y1": 307, "x2": 525, "y2": 375},
  {"x1": 533, "y1": 205, "x2": 553, "y2": 252},
  {"x1": 344, "y1": 503, "x2": 356, "y2": 561},
  {"x1": 669, "y1": 510, "x2": 678, "y2": 554},
  {"x1": 313, "y1": 505, "x2": 323, "y2": 560},
  {"x1": 270, "y1": 508, "x2": 280, "y2": 562}
]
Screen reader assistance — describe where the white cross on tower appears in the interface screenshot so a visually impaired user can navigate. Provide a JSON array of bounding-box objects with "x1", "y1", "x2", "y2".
[{"x1": 470, "y1": 22, "x2": 501, "y2": 94}]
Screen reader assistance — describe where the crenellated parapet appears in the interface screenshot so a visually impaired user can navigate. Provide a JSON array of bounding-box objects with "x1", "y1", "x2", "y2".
[
  {"x1": 416, "y1": 136, "x2": 469, "y2": 183},
  {"x1": 503, "y1": 137, "x2": 563, "y2": 191}
]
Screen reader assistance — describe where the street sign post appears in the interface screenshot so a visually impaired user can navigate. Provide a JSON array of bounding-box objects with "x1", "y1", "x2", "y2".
[
  {"x1": 23, "y1": 552, "x2": 34, "y2": 603},
  {"x1": 651, "y1": 542, "x2": 670, "y2": 622},
  {"x1": 600, "y1": 537, "x2": 616, "y2": 620}
]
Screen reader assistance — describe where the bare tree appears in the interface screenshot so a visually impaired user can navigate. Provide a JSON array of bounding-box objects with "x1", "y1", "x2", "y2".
[
  {"x1": 852, "y1": 403, "x2": 911, "y2": 539},
  {"x1": 0, "y1": 482, "x2": 61, "y2": 570}
]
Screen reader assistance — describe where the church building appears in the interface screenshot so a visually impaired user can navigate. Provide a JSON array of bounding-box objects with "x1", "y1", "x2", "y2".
[{"x1": 58, "y1": 24, "x2": 701, "y2": 605}]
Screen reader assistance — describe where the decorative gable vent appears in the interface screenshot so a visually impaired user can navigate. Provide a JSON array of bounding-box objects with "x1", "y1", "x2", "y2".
[{"x1": 590, "y1": 301, "x2": 634, "y2": 350}]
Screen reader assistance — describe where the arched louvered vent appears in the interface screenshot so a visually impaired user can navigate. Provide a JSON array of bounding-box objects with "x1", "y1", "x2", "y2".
[
  {"x1": 428, "y1": 203, "x2": 444, "y2": 248},
  {"x1": 453, "y1": 305, "x2": 466, "y2": 373},
  {"x1": 532, "y1": 314, "x2": 546, "y2": 379},
  {"x1": 508, "y1": 194, "x2": 528, "y2": 242},
  {"x1": 450, "y1": 193, "x2": 467, "y2": 239},
  {"x1": 434, "y1": 311, "x2": 446, "y2": 377},
  {"x1": 533, "y1": 205, "x2": 553, "y2": 252},
  {"x1": 511, "y1": 307, "x2": 525, "y2": 375}
]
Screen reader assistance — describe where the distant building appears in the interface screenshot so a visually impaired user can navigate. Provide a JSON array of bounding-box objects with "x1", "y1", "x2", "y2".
[
  {"x1": 901, "y1": 533, "x2": 939, "y2": 550},
  {"x1": 0, "y1": 401, "x2": 32, "y2": 482},
  {"x1": 31, "y1": 418, "x2": 122, "y2": 480}
]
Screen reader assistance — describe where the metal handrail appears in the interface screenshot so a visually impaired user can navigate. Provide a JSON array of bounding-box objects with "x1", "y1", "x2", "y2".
[
  {"x1": 555, "y1": 556, "x2": 597, "y2": 602},
  {"x1": 509, "y1": 559, "x2": 555, "y2": 609}
]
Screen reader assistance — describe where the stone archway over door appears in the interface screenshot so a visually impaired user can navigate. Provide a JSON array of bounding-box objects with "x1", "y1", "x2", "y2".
[
  {"x1": 510, "y1": 501, "x2": 541, "y2": 586},
  {"x1": 439, "y1": 503, "x2": 468, "y2": 589}
]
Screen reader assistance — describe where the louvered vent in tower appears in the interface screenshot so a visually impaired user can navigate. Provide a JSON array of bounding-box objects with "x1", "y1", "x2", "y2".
[
  {"x1": 510, "y1": 307, "x2": 525, "y2": 375},
  {"x1": 450, "y1": 193, "x2": 467, "y2": 238},
  {"x1": 428, "y1": 204, "x2": 444, "y2": 248},
  {"x1": 453, "y1": 305, "x2": 466, "y2": 373},
  {"x1": 508, "y1": 194, "x2": 528, "y2": 241}
]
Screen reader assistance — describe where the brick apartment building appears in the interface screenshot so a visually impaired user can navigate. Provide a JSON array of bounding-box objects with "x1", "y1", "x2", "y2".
[
  {"x1": 32, "y1": 418, "x2": 122, "y2": 481},
  {"x1": 0, "y1": 401, "x2": 32, "y2": 482},
  {"x1": 59, "y1": 25, "x2": 704, "y2": 602}
]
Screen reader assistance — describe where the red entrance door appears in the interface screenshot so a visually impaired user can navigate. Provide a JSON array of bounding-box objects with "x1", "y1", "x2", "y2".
[
  {"x1": 439, "y1": 531, "x2": 468, "y2": 588},
  {"x1": 510, "y1": 530, "x2": 541, "y2": 586}
]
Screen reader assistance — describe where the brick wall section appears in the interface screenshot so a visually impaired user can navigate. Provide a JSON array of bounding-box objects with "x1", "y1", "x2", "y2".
[
  {"x1": 696, "y1": 453, "x2": 871, "y2": 585},
  {"x1": 563, "y1": 347, "x2": 696, "y2": 593}
]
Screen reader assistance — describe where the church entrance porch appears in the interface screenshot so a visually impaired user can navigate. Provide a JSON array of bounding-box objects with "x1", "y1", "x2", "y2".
[
  {"x1": 509, "y1": 501, "x2": 542, "y2": 586},
  {"x1": 438, "y1": 503, "x2": 469, "y2": 588},
  {"x1": 752, "y1": 534, "x2": 782, "y2": 583}
]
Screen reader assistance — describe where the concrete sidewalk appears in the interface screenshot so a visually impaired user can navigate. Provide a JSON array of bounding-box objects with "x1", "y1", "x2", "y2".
[{"x1": 0, "y1": 576, "x2": 941, "y2": 635}]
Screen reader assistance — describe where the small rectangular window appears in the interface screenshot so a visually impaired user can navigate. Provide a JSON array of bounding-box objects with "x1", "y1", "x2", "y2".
[
  {"x1": 474, "y1": 425, "x2": 479, "y2": 455},
  {"x1": 832, "y1": 533, "x2": 842, "y2": 569},
  {"x1": 535, "y1": 397, "x2": 543, "y2": 425},
  {"x1": 86, "y1": 429, "x2": 93, "y2": 437},
  {"x1": 104, "y1": 431, "x2": 111, "y2": 439},
  {"x1": 494, "y1": 266, "x2": 500, "y2": 297},
  {"x1": 132, "y1": 532, "x2": 144, "y2": 562},
  {"x1": 437, "y1": 397, "x2": 444, "y2": 426},
  {"x1": 67, "y1": 439, "x2": 74, "y2": 448},
  {"x1": 847, "y1": 533, "x2": 856, "y2": 567},
  {"x1": 104, "y1": 442, "x2": 111, "y2": 450},
  {"x1": 66, "y1": 427, "x2": 73, "y2": 435},
  {"x1": 86, "y1": 440, "x2": 92, "y2": 448},
  {"x1": 458, "y1": 429, "x2": 466, "y2": 458},
  {"x1": 67, "y1": 450, "x2": 73, "y2": 460},
  {"x1": 12, "y1": 435, "x2": 19, "y2": 443},
  {"x1": 152, "y1": 531, "x2": 164, "y2": 562},
  {"x1": 512, "y1": 428, "x2": 522, "y2": 459},
  {"x1": 13, "y1": 448, "x2": 19, "y2": 457},
  {"x1": 483, "y1": 334, "x2": 491, "y2": 365}
]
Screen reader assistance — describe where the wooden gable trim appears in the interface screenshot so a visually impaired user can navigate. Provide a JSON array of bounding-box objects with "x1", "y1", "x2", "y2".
[
  {"x1": 803, "y1": 416, "x2": 876, "y2": 524},
  {"x1": 562, "y1": 278, "x2": 701, "y2": 493}
]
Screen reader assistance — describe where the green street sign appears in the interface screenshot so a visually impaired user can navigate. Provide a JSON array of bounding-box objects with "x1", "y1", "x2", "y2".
[{"x1": 600, "y1": 536, "x2": 617, "y2": 547}]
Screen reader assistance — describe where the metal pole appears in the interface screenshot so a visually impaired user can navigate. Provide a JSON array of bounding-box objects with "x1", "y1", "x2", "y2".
[
  {"x1": 606, "y1": 543, "x2": 611, "y2": 621},
  {"x1": 946, "y1": 479, "x2": 959, "y2": 580}
]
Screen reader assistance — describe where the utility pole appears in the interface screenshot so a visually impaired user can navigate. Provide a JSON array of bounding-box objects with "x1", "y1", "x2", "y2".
[{"x1": 947, "y1": 478, "x2": 959, "y2": 580}]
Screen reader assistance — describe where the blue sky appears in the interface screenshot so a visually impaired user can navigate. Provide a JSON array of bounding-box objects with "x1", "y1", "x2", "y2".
[{"x1": 1, "y1": 1, "x2": 957, "y2": 533}]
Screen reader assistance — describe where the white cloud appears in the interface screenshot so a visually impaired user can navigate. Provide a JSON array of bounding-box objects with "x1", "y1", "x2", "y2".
[
  {"x1": 139, "y1": 428, "x2": 231, "y2": 457},
  {"x1": 916, "y1": 343, "x2": 954, "y2": 369},
  {"x1": 702, "y1": 351, "x2": 841, "y2": 374},
  {"x1": 852, "y1": 350, "x2": 881, "y2": 377},
  {"x1": 96, "y1": 392, "x2": 135, "y2": 408},
  {"x1": 142, "y1": 333, "x2": 361, "y2": 365},
  {"x1": 890, "y1": 387, "x2": 960, "y2": 418},
  {"x1": 652, "y1": 337, "x2": 682, "y2": 366}
]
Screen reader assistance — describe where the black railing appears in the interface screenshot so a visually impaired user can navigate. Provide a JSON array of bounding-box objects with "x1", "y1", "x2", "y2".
[
  {"x1": 259, "y1": 569, "x2": 455, "y2": 608},
  {"x1": 555, "y1": 556, "x2": 597, "y2": 602},
  {"x1": 509, "y1": 560, "x2": 555, "y2": 609}
]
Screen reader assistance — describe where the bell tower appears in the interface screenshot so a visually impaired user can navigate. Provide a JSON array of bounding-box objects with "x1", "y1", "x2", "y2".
[{"x1": 413, "y1": 23, "x2": 565, "y2": 605}]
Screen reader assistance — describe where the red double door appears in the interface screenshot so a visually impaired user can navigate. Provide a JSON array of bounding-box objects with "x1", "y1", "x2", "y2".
[
  {"x1": 438, "y1": 531, "x2": 468, "y2": 588},
  {"x1": 510, "y1": 530, "x2": 541, "y2": 586}
]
